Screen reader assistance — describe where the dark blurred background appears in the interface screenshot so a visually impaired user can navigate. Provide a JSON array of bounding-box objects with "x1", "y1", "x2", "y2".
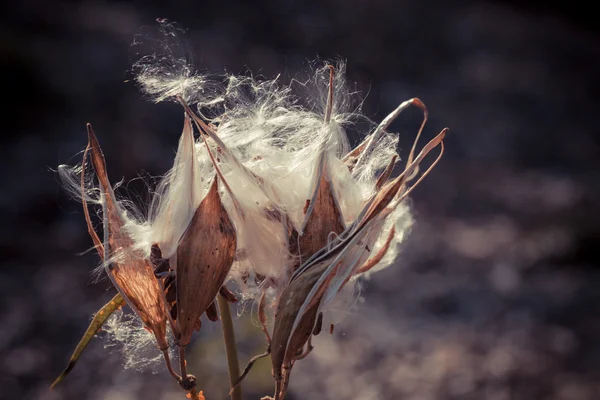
[{"x1": 1, "y1": 1, "x2": 599, "y2": 399}]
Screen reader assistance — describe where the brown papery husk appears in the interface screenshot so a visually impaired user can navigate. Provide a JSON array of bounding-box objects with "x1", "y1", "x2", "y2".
[
  {"x1": 288, "y1": 65, "x2": 344, "y2": 272},
  {"x1": 291, "y1": 161, "x2": 345, "y2": 271},
  {"x1": 270, "y1": 258, "x2": 331, "y2": 379},
  {"x1": 273, "y1": 129, "x2": 448, "y2": 364},
  {"x1": 87, "y1": 125, "x2": 169, "y2": 349},
  {"x1": 174, "y1": 177, "x2": 236, "y2": 347}
]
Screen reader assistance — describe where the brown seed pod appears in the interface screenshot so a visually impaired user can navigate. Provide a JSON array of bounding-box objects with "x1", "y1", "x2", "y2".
[
  {"x1": 271, "y1": 259, "x2": 328, "y2": 373},
  {"x1": 292, "y1": 158, "x2": 345, "y2": 270},
  {"x1": 173, "y1": 177, "x2": 237, "y2": 348},
  {"x1": 267, "y1": 126, "x2": 447, "y2": 400},
  {"x1": 290, "y1": 65, "x2": 345, "y2": 271},
  {"x1": 86, "y1": 125, "x2": 170, "y2": 351}
]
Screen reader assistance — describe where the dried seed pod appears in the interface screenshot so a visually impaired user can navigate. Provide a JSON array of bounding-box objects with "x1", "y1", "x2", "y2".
[
  {"x1": 52, "y1": 141, "x2": 127, "y2": 388},
  {"x1": 298, "y1": 129, "x2": 447, "y2": 316},
  {"x1": 174, "y1": 177, "x2": 237, "y2": 347},
  {"x1": 293, "y1": 154, "x2": 345, "y2": 269},
  {"x1": 149, "y1": 115, "x2": 204, "y2": 260},
  {"x1": 269, "y1": 127, "x2": 447, "y2": 400},
  {"x1": 271, "y1": 259, "x2": 328, "y2": 375},
  {"x1": 291, "y1": 65, "x2": 345, "y2": 269},
  {"x1": 87, "y1": 125, "x2": 170, "y2": 351},
  {"x1": 181, "y1": 98, "x2": 291, "y2": 286},
  {"x1": 270, "y1": 228, "x2": 371, "y2": 400}
]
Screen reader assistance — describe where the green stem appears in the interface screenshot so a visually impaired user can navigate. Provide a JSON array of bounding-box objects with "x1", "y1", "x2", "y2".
[{"x1": 217, "y1": 293, "x2": 242, "y2": 400}]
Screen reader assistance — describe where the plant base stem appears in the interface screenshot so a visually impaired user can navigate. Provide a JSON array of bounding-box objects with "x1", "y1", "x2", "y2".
[{"x1": 217, "y1": 293, "x2": 242, "y2": 400}]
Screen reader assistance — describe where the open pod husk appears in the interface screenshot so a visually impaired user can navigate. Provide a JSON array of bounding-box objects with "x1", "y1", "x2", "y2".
[
  {"x1": 86, "y1": 125, "x2": 170, "y2": 351},
  {"x1": 269, "y1": 127, "x2": 447, "y2": 400}
]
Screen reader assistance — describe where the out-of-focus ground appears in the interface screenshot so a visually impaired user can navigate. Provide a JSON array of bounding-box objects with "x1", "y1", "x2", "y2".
[{"x1": 1, "y1": 1, "x2": 599, "y2": 399}]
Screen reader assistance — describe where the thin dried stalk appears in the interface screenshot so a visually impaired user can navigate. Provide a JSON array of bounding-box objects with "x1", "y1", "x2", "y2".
[{"x1": 217, "y1": 292, "x2": 242, "y2": 400}]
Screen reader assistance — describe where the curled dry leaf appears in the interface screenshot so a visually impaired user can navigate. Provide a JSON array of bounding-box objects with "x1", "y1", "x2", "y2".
[
  {"x1": 50, "y1": 293, "x2": 126, "y2": 388},
  {"x1": 344, "y1": 97, "x2": 428, "y2": 173}
]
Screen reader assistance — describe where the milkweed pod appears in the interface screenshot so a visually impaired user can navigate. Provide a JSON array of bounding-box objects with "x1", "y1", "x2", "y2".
[
  {"x1": 87, "y1": 125, "x2": 169, "y2": 350},
  {"x1": 290, "y1": 65, "x2": 345, "y2": 270},
  {"x1": 271, "y1": 259, "x2": 328, "y2": 376},
  {"x1": 174, "y1": 177, "x2": 237, "y2": 347},
  {"x1": 268, "y1": 126, "x2": 447, "y2": 400},
  {"x1": 297, "y1": 128, "x2": 448, "y2": 323},
  {"x1": 292, "y1": 150, "x2": 345, "y2": 270},
  {"x1": 149, "y1": 114, "x2": 204, "y2": 260}
]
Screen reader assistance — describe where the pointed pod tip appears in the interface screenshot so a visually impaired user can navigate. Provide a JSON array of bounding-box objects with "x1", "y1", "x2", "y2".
[
  {"x1": 86, "y1": 123, "x2": 100, "y2": 149},
  {"x1": 86, "y1": 123, "x2": 95, "y2": 137},
  {"x1": 83, "y1": 123, "x2": 111, "y2": 188},
  {"x1": 202, "y1": 175, "x2": 230, "y2": 219},
  {"x1": 209, "y1": 174, "x2": 219, "y2": 192},
  {"x1": 182, "y1": 113, "x2": 195, "y2": 144}
]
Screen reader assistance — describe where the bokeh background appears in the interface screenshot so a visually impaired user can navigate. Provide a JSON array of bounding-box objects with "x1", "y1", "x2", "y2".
[{"x1": 1, "y1": 1, "x2": 599, "y2": 399}]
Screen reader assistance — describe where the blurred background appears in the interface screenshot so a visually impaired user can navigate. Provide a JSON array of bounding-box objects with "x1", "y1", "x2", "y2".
[{"x1": 1, "y1": 0, "x2": 599, "y2": 399}]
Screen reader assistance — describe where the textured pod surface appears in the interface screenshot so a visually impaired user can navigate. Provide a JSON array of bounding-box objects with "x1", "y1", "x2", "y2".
[
  {"x1": 175, "y1": 178, "x2": 237, "y2": 346},
  {"x1": 295, "y1": 160, "x2": 345, "y2": 268},
  {"x1": 88, "y1": 127, "x2": 169, "y2": 349},
  {"x1": 271, "y1": 260, "x2": 329, "y2": 374}
]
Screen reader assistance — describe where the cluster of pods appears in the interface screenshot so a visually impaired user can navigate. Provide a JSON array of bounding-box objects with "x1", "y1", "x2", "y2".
[{"x1": 54, "y1": 63, "x2": 446, "y2": 400}]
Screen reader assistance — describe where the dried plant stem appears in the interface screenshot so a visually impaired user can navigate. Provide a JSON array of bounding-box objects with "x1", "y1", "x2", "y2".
[
  {"x1": 163, "y1": 349, "x2": 182, "y2": 382},
  {"x1": 179, "y1": 347, "x2": 188, "y2": 378},
  {"x1": 217, "y1": 292, "x2": 242, "y2": 400}
]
